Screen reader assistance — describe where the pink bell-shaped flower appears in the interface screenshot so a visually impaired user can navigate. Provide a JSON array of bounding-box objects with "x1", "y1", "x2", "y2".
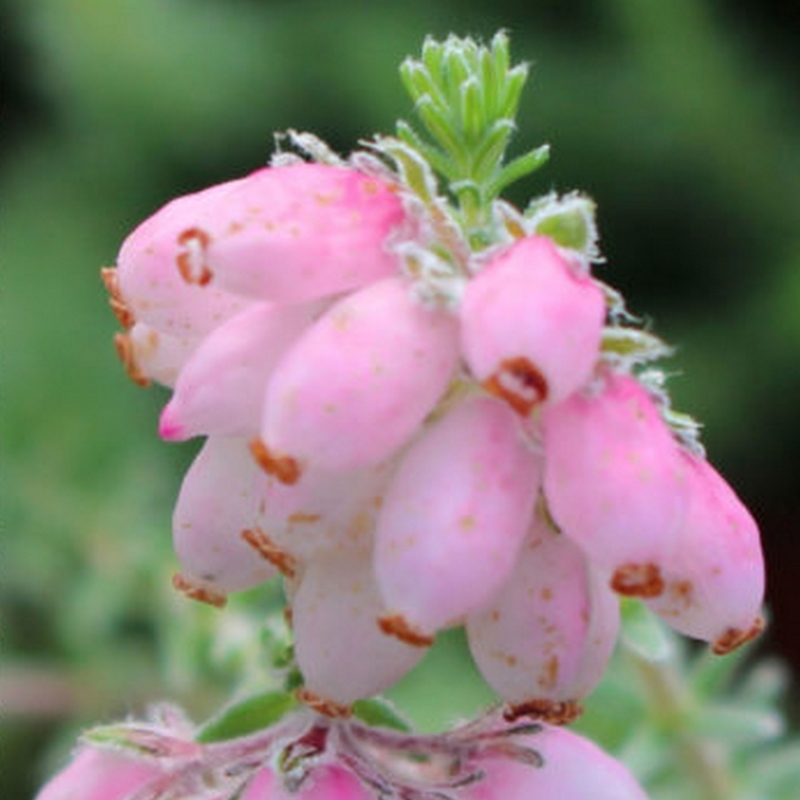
[
  {"x1": 460, "y1": 236, "x2": 605, "y2": 415},
  {"x1": 115, "y1": 174, "x2": 254, "y2": 337},
  {"x1": 292, "y1": 549, "x2": 427, "y2": 715},
  {"x1": 116, "y1": 164, "x2": 404, "y2": 322},
  {"x1": 172, "y1": 437, "x2": 277, "y2": 603},
  {"x1": 34, "y1": 745, "x2": 165, "y2": 800},
  {"x1": 159, "y1": 301, "x2": 319, "y2": 440},
  {"x1": 542, "y1": 372, "x2": 688, "y2": 598},
  {"x1": 646, "y1": 450, "x2": 765, "y2": 653},
  {"x1": 462, "y1": 724, "x2": 648, "y2": 800},
  {"x1": 467, "y1": 509, "x2": 619, "y2": 723},
  {"x1": 375, "y1": 395, "x2": 541, "y2": 646},
  {"x1": 258, "y1": 276, "x2": 459, "y2": 478}
]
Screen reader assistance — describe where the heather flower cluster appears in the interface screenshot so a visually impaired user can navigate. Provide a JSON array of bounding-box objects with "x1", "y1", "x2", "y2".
[{"x1": 37, "y1": 33, "x2": 767, "y2": 800}]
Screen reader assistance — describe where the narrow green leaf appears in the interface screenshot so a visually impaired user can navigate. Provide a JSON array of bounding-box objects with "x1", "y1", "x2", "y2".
[
  {"x1": 485, "y1": 144, "x2": 550, "y2": 198},
  {"x1": 415, "y1": 96, "x2": 465, "y2": 162},
  {"x1": 460, "y1": 78, "x2": 484, "y2": 143},
  {"x1": 352, "y1": 698, "x2": 412, "y2": 732},
  {"x1": 196, "y1": 691, "x2": 298, "y2": 744},
  {"x1": 620, "y1": 600, "x2": 673, "y2": 663},
  {"x1": 498, "y1": 65, "x2": 529, "y2": 120}
]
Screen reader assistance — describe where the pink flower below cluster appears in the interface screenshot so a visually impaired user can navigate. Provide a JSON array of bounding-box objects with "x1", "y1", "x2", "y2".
[
  {"x1": 35, "y1": 710, "x2": 649, "y2": 800},
  {"x1": 104, "y1": 161, "x2": 765, "y2": 721}
]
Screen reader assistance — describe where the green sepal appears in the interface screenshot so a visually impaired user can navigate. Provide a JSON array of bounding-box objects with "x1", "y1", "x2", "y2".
[
  {"x1": 83, "y1": 725, "x2": 201, "y2": 761},
  {"x1": 196, "y1": 690, "x2": 298, "y2": 744},
  {"x1": 529, "y1": 194, "x2": 597, "y2": 255},
  {"x1": 352, "y1": 697, "x2": 412, "y2": 732},
  {"x1": 485, "y1": 144, "x2": 550, "y2": 198},
  {"x1": 621, "y1": 599, "x2": 673, "y2": 663}
]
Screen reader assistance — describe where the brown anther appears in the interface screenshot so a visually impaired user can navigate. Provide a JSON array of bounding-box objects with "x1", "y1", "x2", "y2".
[
  {"x1": 377, "y1": 613, "x2": 434, "y2": 648},
  {"x1": 114, "y1": 332, "x2": 150, "y2": 387},
  {"x1": 241, "y1": 527, "x2": 299, "y2": 578},
  {"x1": 249, "y1": 438, "x2": 302, "y2": 485},
  {"x1": 483, "y1": 357, "x2": 548, "y2": 416},
  {"x1": 295, "y1": 688, "x2": 352, "y2": 719},
  {"x1": 171, "y1": 573, "x2": 227, "y2": 608},
  {"x1": 176, "y1": 227, "x2": 213, "y2": 286},
  {"x1": 611, "y1": 562, "x2": 665, "y2": 598},
  {"x1": 712, "y1": 616, "x2": 766, "y2": 655},
  {"x1": 503, "y1": 699, "x2": 583, "y2": 726},
  {"x1": 283, "y1": 605, "x2": 294, "y2": 630},
  {"x1": 100, "y1": 267, "x2": 135, "y2": 328}
]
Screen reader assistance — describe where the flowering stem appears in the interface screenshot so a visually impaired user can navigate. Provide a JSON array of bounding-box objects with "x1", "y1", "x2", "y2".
[{"x1": 628, "y1": 649, "x2": 734, "y2": 799}]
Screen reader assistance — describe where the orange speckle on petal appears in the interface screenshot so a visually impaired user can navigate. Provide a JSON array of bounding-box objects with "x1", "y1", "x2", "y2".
[
  {"x1": 611, "y1": 562, "x2": 664, "y2": 598},
  {"x1": 241, "y1": 528, "x2": 299, "y2": 578},
  {"x1": 249, "y1": 438, "x2": 302, "y2": 485}
]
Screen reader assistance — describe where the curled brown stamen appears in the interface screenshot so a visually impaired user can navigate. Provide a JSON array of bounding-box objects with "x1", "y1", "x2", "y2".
[
  {"x1": 503, "y1": 699, "x2": 583, "y2": 725},
  {"x1": 249, "y1": 438, "x2": 302, "y2": 485},
  {"x1": 176, "y1": 227, "x2": 213, "y2": 286},
  {"x1": 377, "y1": 613, "x2": 434, "y2": 648},
  {"x1": 100, "y1": 267, "x2": 135, "y2": 328},
  {"x1": 483, "y1": 357, "x2": 548, "y2": 416},
  {"x1": 611, "y1": 562, "x2": 664, "y2": 598},
  {"x1": 295, "y1": 688, "x2": 351, "y2": 719},
  {"x1": 171, "y1": 573, "x2": 227, "y2": 608},
  {"x1": 114, "y1": 332, "x2": 150, "y2": 387},
  {"x1": 241, "y1": 527, "x2": 299, "y2": 578}
]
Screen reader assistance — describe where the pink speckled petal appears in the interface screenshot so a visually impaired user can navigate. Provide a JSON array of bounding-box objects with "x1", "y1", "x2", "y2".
[
  {"x1": 464, "y1": 724, "x2": 648, "y2": 800},
  {"x1": 461, "y1": 236, "x2": 605, "y2": 413},
  {"x1": 117, "y1": 164, "x2": 404, "y2": 336},
  {"x1": 173, "y1": 437, "x2": 277, "y2": 595},
  {"x1": 293, "y1": 550, "x2": 426, "y2": 708},
  {"x1": 542, "y1": 373, "x2": 688, "y2": 599},
  {"x1": 646, "y1": 451, "x2": 765, "y2": 653},
  {"x1": 34, "y1": 746, "x2": 163, "y2": 800},
  {"x1": 159, "y1": 301, "x2": 319, "y2": 440},
  {"x1": 116, "y1": 322, "x2": 199, "y2": 388},
  {"x1": 260, "y1": 276, "x2": 459, "y2": 475},
  {"x1": 116, "y1": 176, "x2": 254, "y2": 337},
  {"x1": 467, "y1": 511, "x2": 619, "y2": 721},
  {"x1": 375, "y1": 396, "x2": 541, "y2": 642}
]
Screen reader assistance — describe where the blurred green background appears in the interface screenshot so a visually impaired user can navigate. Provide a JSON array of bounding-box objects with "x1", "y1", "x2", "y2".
[{"x1": 3, "y1": 0, "x2": 800, "y2": 796}]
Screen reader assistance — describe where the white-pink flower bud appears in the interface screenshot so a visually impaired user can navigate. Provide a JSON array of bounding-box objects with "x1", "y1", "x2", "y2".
[
  {"x1": 112, "y1": 322, "x2": 199, "y2": 388},
  {"x1": 293, "y1": 550, "x2": 426, "y2": 713},
  {"x1": 467, "y1": 511, "x2": 619, "y2": 723},
  {"x1": 542, "y1": 372, "x2": 688, "y2": 598},
  {"x1": 375, "y1": 396, "x2": 541, "y2": 646},
  {"x1": 646, "y1": 451, "x2": 765, "y2": 653},
  {"x1": 172, "y1": 437, "x2": 277, "y2": 599},
  {"x1": 116, "y1": 164, "x2": 404, "y2": 330},
  {"x1": 461, "y1": 236, "x2": 605, "y2": 414},
  {"x1": 259, "y1": 276, "x2": 459, "y2": 477},
  {"x1": 35, "y1": 746, "x2": 164, "y2": 800},
  {"x1": 159, "y1": 301, "x2": 319, "y2": 440}
]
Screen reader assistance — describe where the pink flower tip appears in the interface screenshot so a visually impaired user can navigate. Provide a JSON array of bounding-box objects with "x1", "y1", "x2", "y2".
[{"x1": 158, "y1": 404, "x2": 186, "y2": 441}]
